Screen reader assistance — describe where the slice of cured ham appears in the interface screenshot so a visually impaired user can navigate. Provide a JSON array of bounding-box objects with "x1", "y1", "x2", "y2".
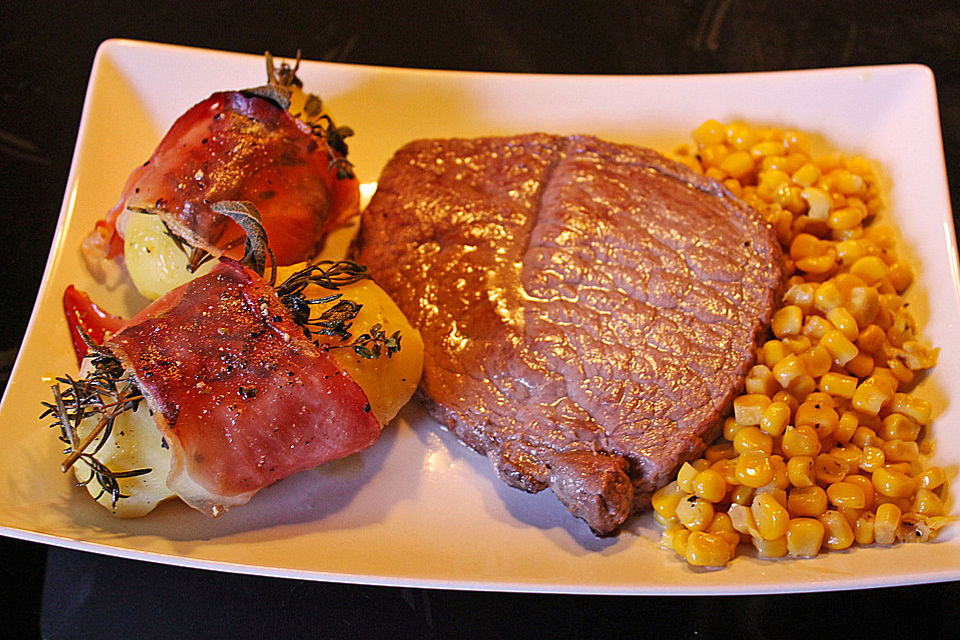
[
  {"x1": 93, "y1": 90, "x2": 359, "y2": 266},
  {"x1": 105, "y1": 259, "x2": 381, "y2": 516}
]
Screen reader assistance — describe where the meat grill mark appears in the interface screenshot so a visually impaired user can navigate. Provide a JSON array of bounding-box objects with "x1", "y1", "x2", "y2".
[{"x1": 354, "y1": 133, "x2": 785, "y2": 534}]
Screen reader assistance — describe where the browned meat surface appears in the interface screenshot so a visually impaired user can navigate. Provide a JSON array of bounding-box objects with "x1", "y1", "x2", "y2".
[{"x1": 353, "y1": 134, "x2": 785, "y2": 534}]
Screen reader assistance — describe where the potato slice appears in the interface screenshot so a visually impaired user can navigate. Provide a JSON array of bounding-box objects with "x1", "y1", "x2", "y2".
[
  {"x1": 73, "y1": 381, "x2": 174, "y2": 518},
  {"x1": 122, "y1": 211, "x2": 213, "y2": 300}
]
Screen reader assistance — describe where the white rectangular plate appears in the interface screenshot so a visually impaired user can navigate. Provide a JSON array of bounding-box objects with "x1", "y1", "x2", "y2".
[{"x1": 1, "y1": 39, "x2": 958, "y2": 594}]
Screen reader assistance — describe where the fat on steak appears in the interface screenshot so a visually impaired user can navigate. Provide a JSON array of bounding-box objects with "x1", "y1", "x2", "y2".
[{"x1": 353, "y1": 134, "x2": 785, "y2": 534}]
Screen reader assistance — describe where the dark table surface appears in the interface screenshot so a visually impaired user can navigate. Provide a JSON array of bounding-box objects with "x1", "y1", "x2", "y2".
[{"x1": 3, "y1": 2, "x2": 960, "y2": 637}]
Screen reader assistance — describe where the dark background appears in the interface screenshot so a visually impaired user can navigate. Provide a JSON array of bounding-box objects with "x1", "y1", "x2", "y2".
[{"x1": 3, "y1": 1, "x2": 959, "y2": 637}]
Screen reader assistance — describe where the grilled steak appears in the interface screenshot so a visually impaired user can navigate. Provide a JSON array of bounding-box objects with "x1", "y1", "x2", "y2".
[{"x1": 353, "y1": 134, "x2": 785, "y2": 534}]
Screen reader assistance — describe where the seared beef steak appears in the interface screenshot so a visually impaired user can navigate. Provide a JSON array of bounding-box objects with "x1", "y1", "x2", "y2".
[{"x1": 354, "y1": 134, "x2": 785, "y2": 534}]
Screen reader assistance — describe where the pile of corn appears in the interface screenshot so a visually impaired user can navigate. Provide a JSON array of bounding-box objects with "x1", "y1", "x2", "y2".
[{"x1": 655, "y1": 120, "x2": 947, "y2": 568}]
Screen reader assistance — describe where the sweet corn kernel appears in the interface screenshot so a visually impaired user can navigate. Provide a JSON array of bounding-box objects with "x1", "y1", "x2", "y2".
[
  {"x1": 851, "y1": 380, "x2": 890, "y2": 415},
  {"x1": 854, "y1": 512, "x2": 876, "y2": 545},
  {"x1": 671, "y1": 526, "x2": 692, "y2": 555},
  {"x1": 856, "y1": 324, "x2": 886, "y2": 353},
  {"x1": 833, "y1": 170, "x2": 867, "y2": 196},
  {"x1": 729, "y1": 485, "x2": 755, "y2": 506},
  {"x1": 735, "y1": 451, "x2": 775, "y2": 488},
  {"x1": 660, "y1": 524, "x2": 687, "y2": 550},
  {"x1": 843, "y1": 474, "x2": 875, "y2": 509},
  {"x1": 685, "y1": 531, "x2": 732, "y2": 567},
  {"x1": 874, "y1": 502, "x2": 902, "y2": 544},
  {"x1": 752, "y1": 492, "x2": 790, "y2": 540},
  {"x1": 772, "y1": 354, "x2": 806, "y2": 388},
  {"x1": 916, "y1": 466, "x2": 946, "y2": 491},
  {"x1": 745, "y1": 364, "x2": 779, "y2": 396},
  {"x1": 786, "y1": 456, "x2": 816, "y2": 488},
  {"x1": 886, "y1": 260, "x2": 913, "y2": 293},
  {"x1": 814, "y1": 453, "x2": 850, "y2": 485},
  {"x1": 820, "y1": 330, "x2": 859, "y2": 366},
  {"x1": 795, "y1": 401, "x2": 839, "y2": 438},
  {"x1": 801, "y1": 316, "x2": 834, "y2": 342},
  {"x1": 762, "y1": 340, "x2": 791, "y2": 367},
  {"x1": 886, "y1": 357, "x2": 915, "y2": 385},
  {"x1": 654, "y1": 510, "x2": 678, "y2": 527},
  {"x1": 787, "y1": 517, "x2": 825, "y2": 557},
  {"x1": 676, "y1": 494, "x2": 715, "y2": 532},
  {"x1": 734, "y1": 394, "x2": 771, "y2": 426},
  {"x1": 880, "y1": 413, "x2": 922, "y2": 442},
  {"x1": 751, "y1": 140, "x2": 787, "y2": 159},
  {"x1": 883, "y1": 462, "x2": 914, "y2": 476},
  {"x1": 813, "y1": 280, "x2": 843, "y2": 313},
  {"x1": 728, "y1": 504, "x2": 760, "y2": 538},
  {"x1": 767, "y1": 455, "x2": 790, "y2": 490},
  {"x1": 677, "y1": 462, "x2": 699, "y2": 493},
  {"x1": 850, "y1": 255, "x2": 888, "y2": 285},
  {"x1": 782, "y1": 335, "x2": 812, "y2": 354},
  {"x1": 800, "y1": 345, "x2": 833, "y2": 378},
  {"x1": 852, "y1": 426, "x2": 884, "y2": 449},
  {"x1": 707, "y1": 511, "x2": 736, "y2": 534},
  {"x1": 883, "y1": 439, "x2": 920, "y2": 463},
  {"x1": 826, "y1": 307, "x2": 859, "y2": 342},
  {"x1": 818, "y1": 372, "x2": 858, "y2": 400},
  {"x1": 787, "y1": 486, "x2": 828, "y2": 517},
  {"x1": 760, "y1": 401, "x2": 791, "y2": 437},
  {"x1": 849, "y1": 287, "x2": 881, "y2": 327},
  {"x1": 781, "y1": 425, "x2": 822, "y2": 458},
  {"x1": 874, "y1": 494, "x2": 911, "y2": 513},
  {"x1": 733, "y1": 426, "x2": 774, "y2": 456},
  {"x1": 723, "y1": 416, "x2": 743, "y2": 441},
  {"x1": 845, "y1": 353, "x2": 875, "y2": 378},
  {"x1": 691, "y1": 458, "x2": 711, "y2": 472},
  {"x1": 711, "y1": 458, "x2": 738, "y2": 485},
  {"x1": 786, "y1": 374, "x2": 817, "y2": 401},
  {"x1": 819, "y1": 510, "x2": 855, "y2": 550},
  {"x1": 792, "y1": 163, "x2": 821, "y2": 188},
  {"x1": 783, "y1": 282, "x2": 817, "y2": 314},
  {"x1": 872, "y1": 467, "x2": 915, "y2": 499},
  {"x1": 693, "y1": 119, "x2": 726, "y2": 147},
  {"x1": 796, "y1": 250, "x2": 839, "y2": 275},
  {"x1": 858, "y1": 445, "x2": 885, "y2": 473},
  {"x1": 834, "y1": 411, "x2": 859, "y2": 443},
  {"x1": 912, "y1": 489, "x2": 946, "y2": 517},
  {"x1": 720, "y1": 150, "x2": 755, "y2": 180},
  {"x1": 651, "y1": 481, "x2": 685, "y2": 519},
  {"x1": 704, "y1": 442, "x2": 737, "y2": 463},
  {"x1": 753, "y1": 535, "x2": 789, "y2": 558},
  {"x1": 829, "y1": 442, "x2": 862, "y2": 468},
  {"x1": 828, "y1": 205, "x2": 864, "y2": 231},
  {"x1": 826, "y1": 481, "x2": 866, "y2": 509},
  {"x1": 772, "y1": 305, "x2": 803, "y2": 338},
  {"x1": 693, "y1": 469, "x2": 728, "y2": 503},
  {"x1": 888, "y1": 393, "x2": 932, "y2": 425}
]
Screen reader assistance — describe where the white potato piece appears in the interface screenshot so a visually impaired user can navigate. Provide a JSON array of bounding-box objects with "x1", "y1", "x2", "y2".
[
  {"x1": 122, "y1": 211, "x2": 213, "y2": 300},
  {"x1": 73, "y1": 381, "x2": 174, "y2": 518}
]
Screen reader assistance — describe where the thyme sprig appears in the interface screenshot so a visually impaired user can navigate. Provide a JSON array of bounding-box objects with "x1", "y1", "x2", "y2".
[
  {"x1": 260, "y1": 51, "x2": 356, "y2": 180},
  {"x1": 39, "y1": 344, "x2": 151, "y2": 507},
  {"x1": 330, "y1": 323, "x2": 402, "y2": 360},
  {"x1": 275, "y1": 260, "x2": 372, "y2": 297},
  {"x1": 276, "y1": 261, "x2": 400, "y2": 358}
]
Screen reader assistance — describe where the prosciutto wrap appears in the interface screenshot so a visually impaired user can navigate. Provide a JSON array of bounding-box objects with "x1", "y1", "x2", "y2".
[
  {"x1": 92, "y1": 90, "x2": 359, "y2": 265},
  {"x1": 105, "y1": 259, "x2": 380, "y2": 516}
]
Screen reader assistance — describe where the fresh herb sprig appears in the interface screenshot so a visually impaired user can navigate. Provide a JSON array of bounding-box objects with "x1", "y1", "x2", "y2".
[
  {"x1": 331, "y1": 323, "x2": 402, "y2": 360},
  {"x1": 254, "y1": 51, "x2": 356, "y2": 180},
  {"x1": 39, "y1": 340, "x2": 151, "y2": 507},
  {"x1": 277, "y1": 261, "x2": 401, "y2": 359}
]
